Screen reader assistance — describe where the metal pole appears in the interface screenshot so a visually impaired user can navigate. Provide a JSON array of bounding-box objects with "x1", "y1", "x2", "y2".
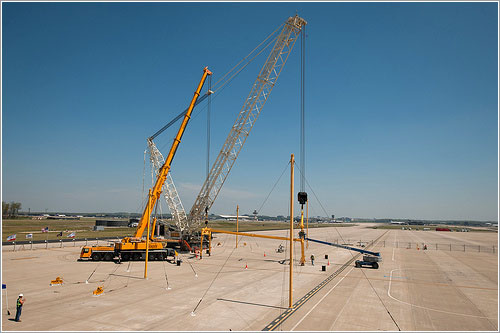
[
  {"x1": 299, "y1": 209, "x2": 305, "y2": 265},
  {"x1": 289, "y1": 153, "x2": 294, "y2": 309},
  {"x1": 5, "y1": 288, "x2": 9, "y2": 315},
  {"x1": 30, "y1": 241, "x2": 33, "y2": 250},
  {"x1": 145, "y1": 189, "x2": 152, "y2": 279},
  {"x1": 306, "y1": 201, "x2": 309, "y2": 249},
  {"x1": 236, "y1": 205, "x2": 239, "y2": 249},
  {"x1": 208, "y1": 231, "x2": 211, "y2": 256},
  {"x1": 200, "y1": 233, "x2": 203, "y2": 259},
  {"x1": 13, "y1": 242, "x2": 15, "y2": 252},
  {"x1": 45, "y1": 240, "x2": 48, "y2": 249}
]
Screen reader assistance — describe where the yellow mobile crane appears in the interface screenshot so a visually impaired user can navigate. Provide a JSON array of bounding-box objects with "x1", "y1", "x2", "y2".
[{"x1": 80, "y1": 67, "x2": 212, "y2": 261}]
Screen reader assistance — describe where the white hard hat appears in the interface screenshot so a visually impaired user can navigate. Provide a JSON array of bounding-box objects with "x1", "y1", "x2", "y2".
[{"x1": 18, "y1": 293, "x2": 23, "y2": 297}]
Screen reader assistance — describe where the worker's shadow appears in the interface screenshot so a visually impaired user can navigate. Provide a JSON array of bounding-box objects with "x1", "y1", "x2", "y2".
[{"x1": 7, "y1": 319, "x2": 17, "y2": 322}]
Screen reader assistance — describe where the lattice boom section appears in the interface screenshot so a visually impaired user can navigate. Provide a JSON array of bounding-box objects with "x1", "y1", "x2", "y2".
[
  {"x1": 188, "y1": 16, "x2": 306, "y2": 231},
  {"x1": 147, "y1": 141, "x2": 188, "y2": 232}
]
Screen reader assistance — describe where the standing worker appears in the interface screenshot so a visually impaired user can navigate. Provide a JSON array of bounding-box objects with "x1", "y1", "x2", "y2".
[
  {"x1": 310, "y1": 254, "x2": 315, "y2": 266},
  {"x1": 15, "y1": 293, "x2": 25, "y2": 322}
]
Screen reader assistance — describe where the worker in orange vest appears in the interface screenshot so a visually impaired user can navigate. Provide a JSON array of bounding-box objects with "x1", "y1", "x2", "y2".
[{"x1": 15, "y1": 293, "x2": 25, "y2": 322}]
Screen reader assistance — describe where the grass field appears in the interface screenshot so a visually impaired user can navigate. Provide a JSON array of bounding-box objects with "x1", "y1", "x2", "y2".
[{"x1": 2, "y1": 218, "x2": 353, "y2": 242}]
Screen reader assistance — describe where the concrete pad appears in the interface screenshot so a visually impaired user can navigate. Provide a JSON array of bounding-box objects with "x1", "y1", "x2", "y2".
[{"x1": 1, "y1": 226, "x2": 497, "y2": 331}]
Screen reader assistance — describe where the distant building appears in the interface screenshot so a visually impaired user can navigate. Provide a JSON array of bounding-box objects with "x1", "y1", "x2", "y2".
[{"x1": 95, "y1": 220, "x2": 129, "y2": 227}]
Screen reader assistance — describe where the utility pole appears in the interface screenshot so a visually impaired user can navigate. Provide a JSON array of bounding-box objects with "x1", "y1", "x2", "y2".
[
  {"x1": 306, "y1": 201, "x2": 309, "y2": 249},
  {"x1": 289, "y1": 154, "x2": 294, "y2": 308},
  {"x1": 144, "y1": 189, "x2": 152, "y2": 279},
  {"x1": 236, "y1": 205, "x2": 239, "y2": 248}
]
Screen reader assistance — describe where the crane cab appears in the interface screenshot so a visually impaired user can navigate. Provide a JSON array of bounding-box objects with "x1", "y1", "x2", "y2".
[
  {"x1": 79, "y1": 245, "x2": 115, "y2": 261},
  {"x1": 80, "y1": 246, "x2": 92, "y2": 259}
]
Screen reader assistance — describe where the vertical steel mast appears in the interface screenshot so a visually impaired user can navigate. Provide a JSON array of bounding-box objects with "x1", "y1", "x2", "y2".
[{"x1": 188, "y1": 15, "x2": 307, "y2": 231}]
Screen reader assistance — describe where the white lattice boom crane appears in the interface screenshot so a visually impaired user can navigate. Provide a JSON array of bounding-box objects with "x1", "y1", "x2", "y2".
[
  {"x1": 187, "y1": 15, "x2": 307, "y2": 232},
  {"x1": 147, "y1": 139, "x2": 189, "y2": 232}
]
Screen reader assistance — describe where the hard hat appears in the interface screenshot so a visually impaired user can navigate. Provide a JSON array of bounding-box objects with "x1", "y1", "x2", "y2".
[{"x1": 18, "y1": 293, "x2": 23, "y2": 297}]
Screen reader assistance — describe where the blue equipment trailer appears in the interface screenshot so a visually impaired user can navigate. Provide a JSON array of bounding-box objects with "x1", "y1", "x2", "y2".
[{"x1": 306, "y1": 237, "x2": 382, "y2": 269}]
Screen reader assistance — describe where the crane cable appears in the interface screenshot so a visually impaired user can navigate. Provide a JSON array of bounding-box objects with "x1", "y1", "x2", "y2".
[
  {"x1": 211, "y1": 22, "x2": 284, "y2": 91},
  {"x1": 300, "y1": 24, "x2": 306, "y2": 193},
  {"x1": 85, "y1": 261, "x2": 101, "y2": 283},
  {"x1": 178, "y1": 251, "x2": 198, "y2": 277},
  {"x1": 162, "y1": 257, "x2": 171, "y2": 290},
  {"x1": 156, "y1": 24, "x2": 281, "y2": 153},
  {"x1": 295, "y1": 164, "x2": 401, "y2": 331},
  {"x1": 255, "y1": 161, "x2": 291, "y2": 216},
  {"x1": 191, "y1": 235, "x2": 245, "y2": 315},
  {"x1": 207, "y1": 75, "x2": 212, "y2": 180},
  {"x1": 280, "y1": 226, "x2": 289, "y2": 315}
]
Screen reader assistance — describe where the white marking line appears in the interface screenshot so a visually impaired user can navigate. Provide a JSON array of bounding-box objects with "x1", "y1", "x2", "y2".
[
  {"x1": 328, "y1": 275, "x2": 357, "y2": 331},
  {"x1": 290, "y1": 266, "x2": 355, "y2": 331},
  {"x1": 387, "y1": 268, "x2": 494, "y2": 319}
]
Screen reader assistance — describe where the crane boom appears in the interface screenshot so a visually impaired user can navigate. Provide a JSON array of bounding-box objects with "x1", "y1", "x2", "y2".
[
  {"x1": 305, "y1": 238, "x2": 381, "y2": 257},
  {"x1": 147, "y1": 140, "x2": 188, "y2": 231},
  {"x1": 134, "y1": 67, "x2": 212, "y2": 239},
  {"x1": 187, "y1": 15, "x2": 307, "y2": 231}
]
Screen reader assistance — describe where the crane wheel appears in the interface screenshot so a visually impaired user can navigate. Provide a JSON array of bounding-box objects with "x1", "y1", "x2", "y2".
[
  {"x1": 355, "y1": 261, "x2": 361, "y2": 268},
  {"x1": 122, "y1": 253, "x2": 131, "y2": 261},
  {"x1": 104, "y1": 253, "x2": 113, "y2": 261},
  {"x1": 92, "y1": 253, "x2": 102, "y2": 261},
  {"x1": 132, "y1": 253, "x2": 141, "y2": 261},
  {"x1": 372, "y1": 262, "x2": 379, "y2": 269}
]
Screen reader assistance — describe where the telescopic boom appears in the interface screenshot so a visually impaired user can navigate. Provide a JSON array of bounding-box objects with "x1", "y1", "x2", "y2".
[{"x1": 134, "y1": 67, "x2": 212, "y2": 239}]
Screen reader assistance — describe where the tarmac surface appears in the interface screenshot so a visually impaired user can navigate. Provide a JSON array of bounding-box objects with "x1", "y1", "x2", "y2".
[{"x1": 1, "y1": 224, "x2": 497, "y2": 331}]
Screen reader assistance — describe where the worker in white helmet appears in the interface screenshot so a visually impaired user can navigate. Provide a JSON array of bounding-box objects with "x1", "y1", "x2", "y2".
[
  {"x1": 310, "y1": 254, "x2": 315, "y2": 266},
  {"x1": 15, "y1": 293, "x2": 25, "y2": 322}
]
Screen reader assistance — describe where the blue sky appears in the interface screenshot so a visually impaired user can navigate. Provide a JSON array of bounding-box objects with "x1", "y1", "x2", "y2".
[{"x1": 2, "y1": 2, "x2": 498, "y2": 221}]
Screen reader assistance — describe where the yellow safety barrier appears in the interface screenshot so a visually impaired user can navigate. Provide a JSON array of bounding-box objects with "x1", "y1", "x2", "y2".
[
  {"x1": 50, "y1": 277, "x2": 63, "y2": 286},
  {"x1": 93, "y1": 286, "x2": 104, "y2": 296}
]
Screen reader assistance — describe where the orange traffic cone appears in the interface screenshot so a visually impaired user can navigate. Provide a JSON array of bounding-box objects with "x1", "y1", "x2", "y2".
[
  {"x1": 264, "y1": 252, "x2": 266, "y2": 257},
  {"x1": 328, "y1": 260, "x2": 330, "y2": 266},
  {"x1": 245, "y1": 263, "x2": 248, "y2": 269}
]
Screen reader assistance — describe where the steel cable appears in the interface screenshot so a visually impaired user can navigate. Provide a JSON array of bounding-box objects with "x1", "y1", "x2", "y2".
[{"x1": 294, "y1": 163, "x2": 401, "y2": 330}]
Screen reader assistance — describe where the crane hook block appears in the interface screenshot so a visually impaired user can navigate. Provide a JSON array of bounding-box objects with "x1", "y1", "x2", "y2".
[{"x1": 298, "y1": 192, "x2": 308, "y2": 205}]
